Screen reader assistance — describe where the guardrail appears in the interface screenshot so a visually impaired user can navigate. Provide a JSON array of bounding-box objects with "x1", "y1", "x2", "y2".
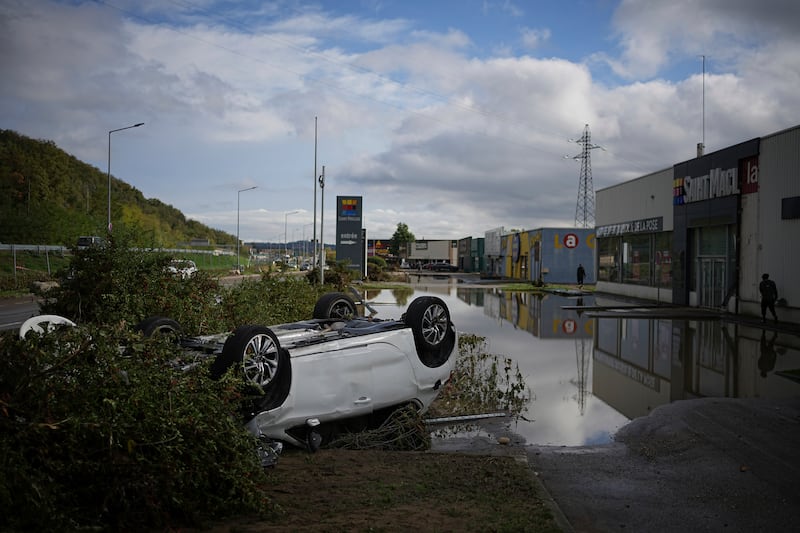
[
  {"x1": 1, "y1": 244, "x2": 234, "y2": 255},
  {"x1": 1, "y1": 244, "x2": 235, "y2": 288},
  {"x1": 0, "y1": 244, "x2": 70, "y2": 253}
]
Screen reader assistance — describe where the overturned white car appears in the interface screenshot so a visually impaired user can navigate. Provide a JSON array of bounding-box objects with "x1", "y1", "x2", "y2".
[{"x1": 22, "y1": 293, "x2": 457, "y2": 453}]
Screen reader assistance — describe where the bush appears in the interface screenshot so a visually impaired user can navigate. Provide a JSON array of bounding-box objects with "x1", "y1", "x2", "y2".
[
  {"x1": 0, "y1": 324, "x2": 274, "y2": 530},
  {"x1": 366, "y1": 256, "x2": 390, "y2": 281},
  {"x1": 2, "y1": 236, "x2": 369, "y2": 528},
  {"x1": 428, "y1": 334, "x2": 530, "y2": 419},
  {"x1": 217, "y1": 274, "x2": 322, "y2": 331},
  {"x1": 39, "y1": 230, "x2": 223, "y2": 334},
  {"x1": 305, "y1": 260, "x2": 353, "y2": 291}
]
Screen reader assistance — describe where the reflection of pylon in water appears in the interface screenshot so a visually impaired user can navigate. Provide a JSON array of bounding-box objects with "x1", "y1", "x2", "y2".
[{"x1": 572, "y1": 338, "x2": 590, "y2": 415}]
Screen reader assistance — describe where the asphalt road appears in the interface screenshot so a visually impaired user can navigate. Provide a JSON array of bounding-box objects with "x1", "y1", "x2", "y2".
[{"x1": 0, "y1": 295, "x2": 40, "y2": 332}]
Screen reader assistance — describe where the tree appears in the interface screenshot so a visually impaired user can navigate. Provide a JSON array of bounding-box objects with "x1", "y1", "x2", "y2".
[{"x1": 389, "y1": 222, "x2": 415, "y2": 258}]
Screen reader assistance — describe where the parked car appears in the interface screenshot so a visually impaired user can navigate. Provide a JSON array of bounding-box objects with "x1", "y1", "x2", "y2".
[
  {"x1": 19, "y1": 292, "x2": 457, "y2": 455},
  {"x1": 167, "y1": 259, "x2": 198, "y2": 279},
  {"x1": 431, "y1": 262, "x2": 458, "y2": 272},
  {"x1": 76, "y1": 235, "x2": 104, "y2": 249}
]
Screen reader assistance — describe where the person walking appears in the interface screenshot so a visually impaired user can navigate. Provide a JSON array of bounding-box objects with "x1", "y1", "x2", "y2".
[
  {"x1": 577, "y1": 264, "x2": 586, "y2": 288},
  {"x1": 759, "y1": 273, "x2": 779, "y2": 323}
]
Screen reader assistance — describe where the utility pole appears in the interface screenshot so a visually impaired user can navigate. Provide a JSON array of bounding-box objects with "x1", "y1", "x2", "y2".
[
  {"x1": 313, "y1": 116, "x2": 318, "y2": 277},
  {"x1": 568, "y1": 124, "x2": 602, "y2": 228},
  {"x1": 319, "y1": 165, "x2": 325, "y2": 285}
]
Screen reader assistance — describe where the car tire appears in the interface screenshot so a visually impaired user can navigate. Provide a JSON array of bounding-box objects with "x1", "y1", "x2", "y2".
[
  {"x1": 404, "y1": 296, "x2": 456, "y2": 368},
  {"x1": 135, "y1": 316, "x2": 182, "y2": 338},
  {"x1": 210, "y1": 325, "x2": 292, "y2": 416},
  {"x1": 313, "y1": 292, "x2": 357, "y2": 320}
]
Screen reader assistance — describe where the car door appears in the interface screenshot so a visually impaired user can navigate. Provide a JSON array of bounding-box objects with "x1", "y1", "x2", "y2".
[{"x1": 289, "y1": 344, "x2": 374, "y2": 420}]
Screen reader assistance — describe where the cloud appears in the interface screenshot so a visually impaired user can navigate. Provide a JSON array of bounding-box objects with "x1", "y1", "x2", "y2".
[
  {"x1": 605, "y1": 0, "x2": 800, "y2": 79},
  {"x1": 520, "y1": 27, "x2": 551, "y2": 50},
  {"x1": 2, "y1": 0, "x2": 800, "y2": 243}
]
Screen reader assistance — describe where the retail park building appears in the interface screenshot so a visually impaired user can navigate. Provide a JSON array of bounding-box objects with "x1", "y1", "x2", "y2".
[{"x1": 366, "y1": 124, "x2": 799, "y2": 324}]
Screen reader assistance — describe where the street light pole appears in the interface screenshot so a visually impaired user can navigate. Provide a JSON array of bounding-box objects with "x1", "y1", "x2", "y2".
[
  {"x1": 107, "y1": 122, "x2": 144, "y2": 232},
  {"x1": 284, "y1": 210, "x2": 299, "y2": 263},
  {"x1": 237, "y1": 186, "x2": 257, "y2": 274},
  {"x1": 318, "y1": 166, "x2": 325, "y2": 285},
  {"x1": 303, "y1": 222, "x2": 313, "y2": 263}
]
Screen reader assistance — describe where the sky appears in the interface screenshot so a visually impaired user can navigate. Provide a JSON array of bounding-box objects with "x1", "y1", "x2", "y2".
[{"x1": 2, "y1": 0, "x2": 800, "y2": 244}]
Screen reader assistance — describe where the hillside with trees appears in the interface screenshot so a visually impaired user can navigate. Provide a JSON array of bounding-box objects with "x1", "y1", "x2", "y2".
[{"x1": 0, "y1": 129, "x2": 235, "y2": 247}]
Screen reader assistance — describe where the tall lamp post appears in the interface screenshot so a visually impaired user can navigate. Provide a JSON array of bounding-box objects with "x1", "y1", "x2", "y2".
[
  {"x1": 237, "y1": 186, "x2": 257, "y2": 274},
  {"x1": 107, "y1": 122, "x2": 144, "y2": 232},
  {"x1": 302, "y1": 222, "x2": 313, "y2": 263},
  {"x1": 284, "y1": 210, "x2": 299, "y2": 263},
  {"x1": 318, "y1": 166, "x2": 325, "y2": 285}
]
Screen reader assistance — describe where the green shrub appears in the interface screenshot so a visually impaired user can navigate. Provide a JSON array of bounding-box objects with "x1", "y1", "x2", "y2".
[
  {"x1": 0, "y1": 324, "x2": 274, "y2": 531},
  {"x1": 217, "y1": 274, "x2": 322, "y2": 330},
  {"x1": 306, "y1": 262, "x2": 352, "y2": 290},
  {"x1": 367, "y1": 256, "x2": 387, "y2": 269},
  {"x1": 428, "y1": 334, "x2": 530, "y2": 419},
  {"x1": 39, "y1": 230, "x2": 222, "y2": 334},
  {"x1": 366, "y1": 256, "x2": 390, "y2": 282}
]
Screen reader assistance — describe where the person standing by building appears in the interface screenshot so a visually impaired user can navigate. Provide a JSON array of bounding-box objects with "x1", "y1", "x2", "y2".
[
  {"x1": 759, "y1": 273, "x2": 779, "y2": 323},
  {"x1": 577, "y1": 264, "x2": 586, "y2": 288}
]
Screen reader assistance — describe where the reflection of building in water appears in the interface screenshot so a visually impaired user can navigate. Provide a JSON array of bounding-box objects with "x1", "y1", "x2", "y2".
[
  {"x1": 593, "y1": 297, "x2": 800, "y2": 419},
  {"x1": 455, "y1": 288, "x2": 485, "y2": 307},
  {"x1": 467, "y1": 290, "x2": 595, "y2": 339}
]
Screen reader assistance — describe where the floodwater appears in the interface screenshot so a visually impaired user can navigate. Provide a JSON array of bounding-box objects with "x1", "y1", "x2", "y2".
[{"x1": 362, "y1": 276, "x2": 800, "y2": 446}]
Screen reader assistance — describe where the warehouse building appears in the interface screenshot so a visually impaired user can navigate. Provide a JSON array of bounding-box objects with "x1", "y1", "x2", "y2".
[{"x1": 596, "y1": 124, "x2": 800, "y2": 324}]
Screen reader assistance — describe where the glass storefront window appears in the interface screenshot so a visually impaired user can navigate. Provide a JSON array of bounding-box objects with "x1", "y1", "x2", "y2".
[
  {"x1": 654, "y1": 232, "x2": 672, "y2": 288},
  {"x1": 597, "y1": 237, "x2": 620, "y2": 282},
  {"x1": 622, "y1": 234, "x2": 651, "y2": 285},
  {"x1": 698, "y1": 226, "x2": 727, "y2": 255}
]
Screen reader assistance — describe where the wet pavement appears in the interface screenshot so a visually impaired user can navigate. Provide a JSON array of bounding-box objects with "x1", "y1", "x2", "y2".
[
  {"x1": 528, "y1": 396, "x2": 800, "y2": 533},
  {"x1": 431, "y1": 301, "x2": 800, "y2": 533},
  {"x1": 433, "y1": 396, "x2": 800, "y2": 533}
]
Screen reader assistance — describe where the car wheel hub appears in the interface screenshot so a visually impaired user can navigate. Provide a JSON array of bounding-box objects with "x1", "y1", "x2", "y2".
[{"x1": 421, "y1": 304, "x2": 448, "y2": 344}]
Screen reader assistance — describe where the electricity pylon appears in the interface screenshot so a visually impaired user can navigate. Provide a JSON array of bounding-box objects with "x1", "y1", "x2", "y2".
[{"x1": 568, "y1": 124, "x2": 603, "y2": 228}]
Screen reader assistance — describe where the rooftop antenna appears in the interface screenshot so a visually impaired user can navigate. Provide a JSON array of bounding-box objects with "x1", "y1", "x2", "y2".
[
  {"x1": 567, "y1": 124, "x2": 603, "y2": 228},
  {"x1": 698, "y1": 55, "x2": 706, "y2": 157}
]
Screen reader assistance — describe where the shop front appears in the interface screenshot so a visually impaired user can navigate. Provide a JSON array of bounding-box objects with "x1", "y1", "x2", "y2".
[{"x1": 672, "y1": 138, "x2": 759, "y2": 308}]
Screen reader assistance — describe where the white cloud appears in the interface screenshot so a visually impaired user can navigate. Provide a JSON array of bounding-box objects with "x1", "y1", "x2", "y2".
[
  {"x1": 520, "y1": 27, "x2": 551, "y2": 50},
  {"x1": 2, "y1": 0, "x2": 800, "y2": 243}
]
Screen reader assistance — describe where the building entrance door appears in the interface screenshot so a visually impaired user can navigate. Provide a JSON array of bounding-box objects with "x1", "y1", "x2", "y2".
[{"x1": 699, "y1": 257, "x2": 726, "y2": 308}]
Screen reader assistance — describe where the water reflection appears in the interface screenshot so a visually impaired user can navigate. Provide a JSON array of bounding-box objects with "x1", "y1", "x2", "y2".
[
  {"x1": 593, "y1": 296, "x2": 800, "y2": 421},
  {"x1": 365, "y1": 283, "x2": 800, "y2": 446}
]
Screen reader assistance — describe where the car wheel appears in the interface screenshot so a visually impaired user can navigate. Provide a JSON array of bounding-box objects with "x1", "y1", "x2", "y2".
[
  {"x1": 211, "y1": 325, "x2": 292, "y2": 416},
  {"x1": 313, "y1": 292, "x2": 357, "y2": 320},
  {"x1": 18, "y1": 314, "x2": 76, "y2": 339},
  {"x1": 404, "y1": 296, "x2": 456, "y2": 368},
  {"x1": 135, "y1": 316, "x2": 182, "y2": 339}
]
